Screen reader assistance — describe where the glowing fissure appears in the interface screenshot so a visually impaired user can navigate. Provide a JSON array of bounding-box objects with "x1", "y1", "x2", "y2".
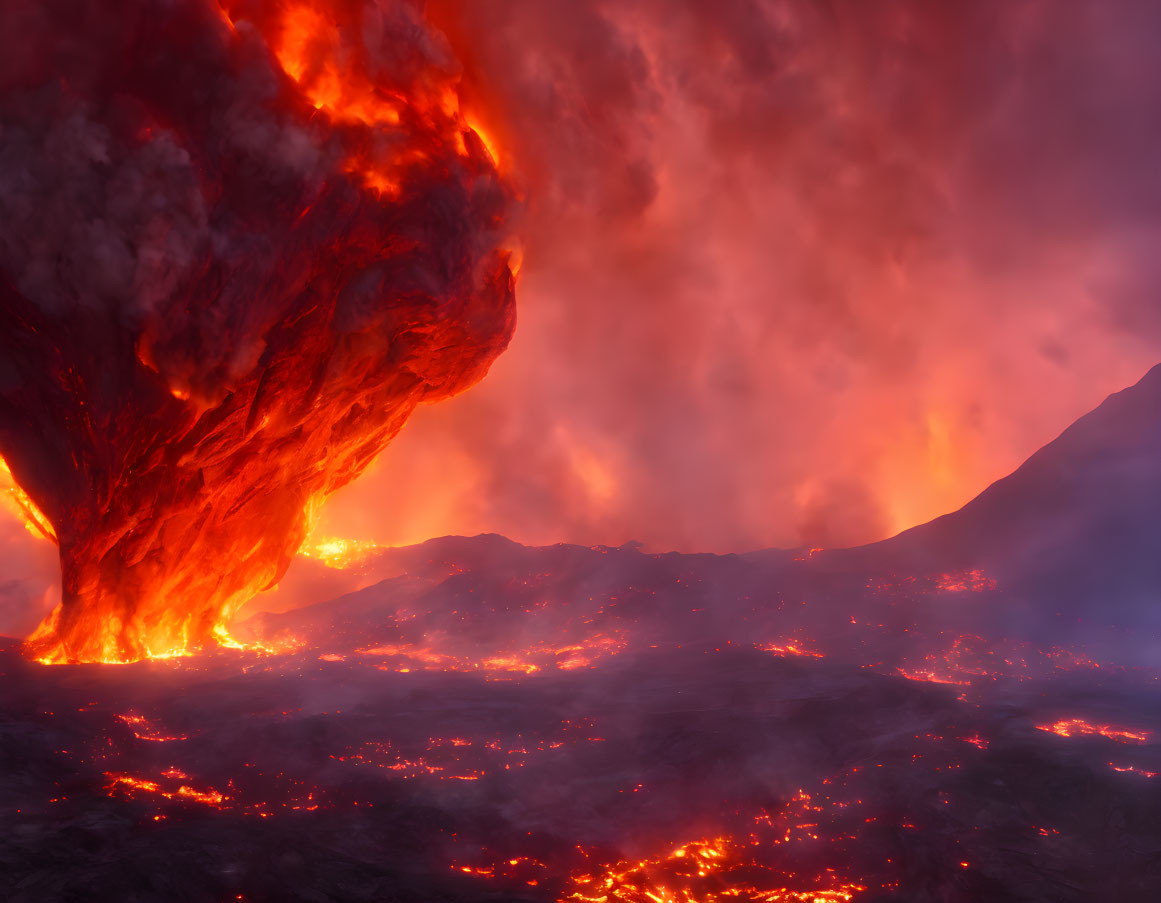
[
  {"x1": 558, "y1": 783, "x2": 879, "y2": 903},
  {"x1": 354, "y1": 631, "x2": 628, "y2": 676},
  {"x1": 1035, "y1": 718, "x2": 1150, "y2": 744},
  {"x1": 107, "y1": 773, "x2": 227, "y2": 808},
  {"x1": 561, "y1": 836, "x2": 865, "y2": 903}
]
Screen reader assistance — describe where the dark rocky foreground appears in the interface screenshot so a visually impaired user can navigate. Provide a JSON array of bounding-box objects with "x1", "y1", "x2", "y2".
[{"x1": 2, "y1": 531, "x2": 1160, "y2": 902}]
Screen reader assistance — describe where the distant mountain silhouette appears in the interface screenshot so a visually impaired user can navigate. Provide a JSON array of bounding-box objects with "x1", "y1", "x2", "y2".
[
  {"x1": 847, "y1": 362, "x2": 1161, "y2": 645},
  {"x1": 242, "y1": 364, "x2": 1161, "y2": 664}
]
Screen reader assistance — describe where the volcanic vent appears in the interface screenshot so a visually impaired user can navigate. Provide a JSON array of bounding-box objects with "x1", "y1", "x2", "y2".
[{"x1": 0, "y1": 0, "x2": 517, "y2": 663}]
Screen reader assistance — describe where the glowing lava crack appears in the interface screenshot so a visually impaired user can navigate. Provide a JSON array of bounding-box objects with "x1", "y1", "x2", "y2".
[{"x1": 0, "y1": 0, "x2": 517, "y2": 663}]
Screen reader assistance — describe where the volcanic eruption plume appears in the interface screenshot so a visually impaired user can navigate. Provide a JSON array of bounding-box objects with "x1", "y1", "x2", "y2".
[{"x1": 0, "y1": 0, "x2": 517, "y2": 663}]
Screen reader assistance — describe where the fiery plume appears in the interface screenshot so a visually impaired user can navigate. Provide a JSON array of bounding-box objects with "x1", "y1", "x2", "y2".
[{"x1": 0, "y1": 0, "x2": 517, "y2": 663}]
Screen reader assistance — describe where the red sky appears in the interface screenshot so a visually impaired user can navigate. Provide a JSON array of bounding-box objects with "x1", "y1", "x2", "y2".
[
  {"x1": 314, "y1": 0, "x2": 1161, "y2": 552},
  {"x1": 4, "y1": 0, "x2": 1161, "y2": 631}
]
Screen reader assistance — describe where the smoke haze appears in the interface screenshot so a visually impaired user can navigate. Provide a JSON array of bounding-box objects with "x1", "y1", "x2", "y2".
[{"x1": 315, "y1": 0, "x2": 1161, "y2": 553}]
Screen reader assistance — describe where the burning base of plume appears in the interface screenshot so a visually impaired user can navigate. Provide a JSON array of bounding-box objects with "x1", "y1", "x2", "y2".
[{"x1": 0, "y1": 0, "x2": 516, "y2": 664}]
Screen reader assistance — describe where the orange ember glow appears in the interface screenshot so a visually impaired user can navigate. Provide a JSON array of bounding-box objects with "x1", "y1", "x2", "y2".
[
  {"x1": 298, "y1": 535, "x2": 381, "y2": 569},
  {"x1": 935, "y1": 569, "x2": 997, "y2": 593},
  {"x1": 11, "y1": 0, "x2": 516, "y2": 664},
  {"x1": 355, "y1": 631, "x2": 626, "y2": 676},
  {"x1": 115, "y1": 713, "x2": 190, "y2": 742},
  {"x1": 562, "y1": 836, "x2": 864, "y2": 903},
  {"x1": 1035, "y1": 719, "x2": 1151, "y2": 744},
  {"x1": 1109, "y1": 763, "x2": 1160, "y2": 778},
  {"x1": 759, "y1": 642, "x2": 825, "y2": 659},
  {"x1": 331, "y1": 725, "x2": 603, "y2": 786},
  {"x1": 106, "y1": 773, "x2": 228, "y2": 808},
  {"x1": 894, "y1": 667, "x2": 971, "y2": 687}
]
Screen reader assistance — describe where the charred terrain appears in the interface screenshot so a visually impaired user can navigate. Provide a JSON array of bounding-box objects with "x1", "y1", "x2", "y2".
[{"x1": 3, "y1": 368, "x2": 1160, "y2": 902}]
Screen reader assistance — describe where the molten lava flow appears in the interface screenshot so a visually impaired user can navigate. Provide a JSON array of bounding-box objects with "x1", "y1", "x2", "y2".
[
  {"x1": 563, "y1": 837, "x2": 865, "y2": 903},
  {"x1": 1035, "y1": 719, "x2": 1151, "y2": 744},
  {"x1": 894, "y1": 667, "x2": 971, "y2": 687},
  {"x1": 555, "y1": 778, "x2": 878, "y2": 901},
  {"x1": 0, "y1": 0, "x2": 517, "y2": 663},
  {"x1": 759, "y1": 642, "x2": 825, "y2": 659},
  {"x1": 115, "y1": 713, "x2": 190, "y2": 742},
  {"x1": 1108, "y1": 764, "x2": 1159, "y2": 778},
  {"x1": 355, "y1": 632, "x2": 627, "y2": 676},
  {"x1": 106, "y1": 773, "x2": 228, "y2": 808},
  {"x1": 0, "y1": 457, "x2": 56, "y2": 543}
]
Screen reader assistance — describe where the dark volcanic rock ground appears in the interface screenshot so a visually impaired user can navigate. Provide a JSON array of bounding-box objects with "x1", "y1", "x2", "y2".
[{"x1": 3, "y1": 533, "x2": 1160, "y2": 902}]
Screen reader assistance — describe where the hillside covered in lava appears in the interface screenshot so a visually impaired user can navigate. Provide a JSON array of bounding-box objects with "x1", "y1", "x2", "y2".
[{"x1": 3, "y1": 367, "x2": 1160, "y2": 902}]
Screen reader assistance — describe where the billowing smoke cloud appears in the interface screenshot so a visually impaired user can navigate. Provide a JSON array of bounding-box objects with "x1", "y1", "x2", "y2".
[
  {"x1": 308, "y1": 0, "x2": 1161, "y2": 556},
  {"x1": 0, "y1": 0, "x2": 516, "y2": 660}
]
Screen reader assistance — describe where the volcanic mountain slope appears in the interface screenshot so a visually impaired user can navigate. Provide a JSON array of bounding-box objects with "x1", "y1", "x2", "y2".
[
  {"x1": 834, "y1": 362, "x2": 1161, "y2": 656},
  {"x1": 242, "y1": 364, "x2": 1161, "y2": 670},
  {"x1": 252, "y1": 361, "x2": 1161, "y2": 664}
]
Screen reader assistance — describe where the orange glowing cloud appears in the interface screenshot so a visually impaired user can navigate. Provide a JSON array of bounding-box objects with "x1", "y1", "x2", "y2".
[{"x1": 310, "y1": 0, "x2": 1161, "y2": 554}]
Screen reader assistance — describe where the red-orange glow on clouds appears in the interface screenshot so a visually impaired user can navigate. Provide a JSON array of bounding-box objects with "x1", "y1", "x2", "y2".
[
  {"x1": 4, "y1": 1, "x2": 1161, "y2": 634},
  {"x1": 313, "y1": 0, "x2": 1161, "y2": 554}
]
